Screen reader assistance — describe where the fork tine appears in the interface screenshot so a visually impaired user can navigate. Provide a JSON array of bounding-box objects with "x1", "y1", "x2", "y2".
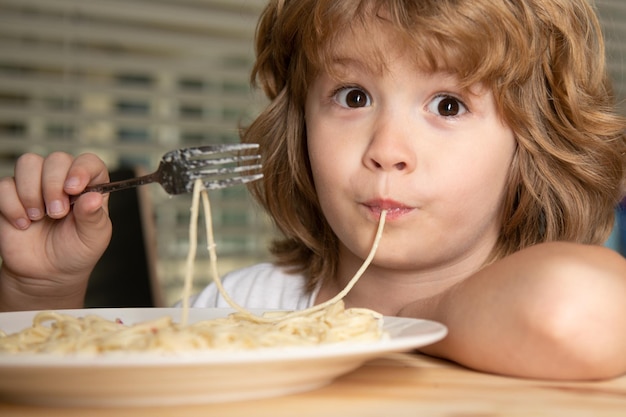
[
  {"x1": 180, "y1": 143, "x2": 260, "y2": 158},
  {"x1": 200, "y1": 173, "x2": 264, "y2": 190},
  {"x1": 186, "y1": 164, "x2": 263, "y2": 180},
  {"x1": 185, "y1": 154, "x2": 261, "y2": 169}
]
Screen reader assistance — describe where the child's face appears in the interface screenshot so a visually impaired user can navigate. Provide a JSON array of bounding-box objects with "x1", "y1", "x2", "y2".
[{"x1": 304, "y1": 34, "x2": 517, "y2": 274}]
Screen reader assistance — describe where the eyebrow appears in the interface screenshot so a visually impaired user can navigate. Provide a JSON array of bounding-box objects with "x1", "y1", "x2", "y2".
[{"x1": 326, "y1": 55, "x2": 384, "y2": 78}]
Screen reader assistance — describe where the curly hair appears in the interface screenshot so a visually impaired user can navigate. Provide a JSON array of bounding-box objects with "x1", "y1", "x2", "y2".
[{"x1": 240, "y1": 0, "x2": 626, "y2": 291}]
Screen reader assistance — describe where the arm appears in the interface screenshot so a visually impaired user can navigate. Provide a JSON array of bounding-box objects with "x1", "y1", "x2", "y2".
[
  {"x1": 0, "y1": 152, "x2": 113, "y2": 311},
  {"x1": 399, "y1": 242, "x2": 626, "y2": 380}
]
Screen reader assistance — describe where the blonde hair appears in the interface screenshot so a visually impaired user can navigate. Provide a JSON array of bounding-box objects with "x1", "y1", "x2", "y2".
[{"x1": 241, "y1": 0, "x2": 626, "y2": 290}]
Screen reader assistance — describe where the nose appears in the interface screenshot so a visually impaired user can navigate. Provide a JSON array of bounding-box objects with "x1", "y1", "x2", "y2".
[{"x1": 363, "y1": 111, "x2": 416, "y2": 173}]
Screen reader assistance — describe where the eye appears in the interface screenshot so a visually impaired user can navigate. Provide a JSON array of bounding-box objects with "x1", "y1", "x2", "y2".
[
  {"x1": 428, "y1": 94, "x2": 468, "y2": 117},
  {"x1": 333, "y1": 87, "x2": 371, "y2": 108}
]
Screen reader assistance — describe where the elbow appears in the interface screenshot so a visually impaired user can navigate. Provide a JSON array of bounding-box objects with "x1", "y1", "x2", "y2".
[
  {"x1": 535, "y1": 303, "x2": 626, "y2": 380},
  {"x1": 423, "y1": 243, "x2": 626, "y2": 381}
]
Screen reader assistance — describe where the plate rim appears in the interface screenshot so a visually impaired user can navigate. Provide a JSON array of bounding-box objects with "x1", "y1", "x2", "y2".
[{"x1": 0, "y1": 307, "x2": 448, "y2": 367}]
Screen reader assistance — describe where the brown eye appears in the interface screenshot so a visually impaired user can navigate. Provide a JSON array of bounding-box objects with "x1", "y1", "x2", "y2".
[
  {"x1": 438, "y1": 98, "x2": 460, "y2": 116},
  {"x1": 335, "y1": 87, "x2": 371, "y2": 108},
  {"x1": 428, "y1": 94, "x2": 467, "y2": 117}
]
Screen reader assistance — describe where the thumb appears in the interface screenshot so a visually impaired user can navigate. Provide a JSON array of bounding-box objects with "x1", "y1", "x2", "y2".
[{"x1": 71, "y1": 192, "x2": 112, "y2": 258}]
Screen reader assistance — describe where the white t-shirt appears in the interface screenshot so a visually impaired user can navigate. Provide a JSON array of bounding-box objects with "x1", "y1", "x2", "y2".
[{"x1": 188, "y1": 263, "x2": 319, "y2": 310}]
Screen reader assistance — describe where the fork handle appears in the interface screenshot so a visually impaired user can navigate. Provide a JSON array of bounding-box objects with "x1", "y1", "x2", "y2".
[{"x1": 83, "y1": 172, "x2": 158, "y2": 194}]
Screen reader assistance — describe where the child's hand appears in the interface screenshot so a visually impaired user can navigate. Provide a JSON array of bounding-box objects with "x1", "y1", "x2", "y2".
[{"x1": 0, "y1": 152, "x2": 113, "y2": 311}]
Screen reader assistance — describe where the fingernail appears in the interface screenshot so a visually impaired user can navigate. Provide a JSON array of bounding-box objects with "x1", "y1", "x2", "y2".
[
  {"x1": 15, "y1": 218, "x2": 29, "y2": 230},
  {"x1": 27, "y1": 208, "x2": 41, "y2": 220},
  {"x1": 65, "y1": 176, "x2": 80, "y2": 189},
  {"x1": 47, "y1": 200, "x2": 64, "y2": 216}
]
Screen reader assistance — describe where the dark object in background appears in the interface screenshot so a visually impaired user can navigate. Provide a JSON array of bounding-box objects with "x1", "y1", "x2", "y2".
[
  {"x1": 84, "y1": 168, "x2": 157, "y2": 308},
  {"x1": 618, "y1": 198, "x2": 626, "y2": 257}
]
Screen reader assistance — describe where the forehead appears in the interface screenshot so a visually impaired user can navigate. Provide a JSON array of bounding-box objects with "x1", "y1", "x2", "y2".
[
  {"x1": 304, "y1": 0, "x2": 529, "y2": 91},
  {"x1": 320, "y1": 11, "x2": 417, "y2": 78},
  {"x1": 316, "y1": 18, "x2": 460, "y2": 92}
]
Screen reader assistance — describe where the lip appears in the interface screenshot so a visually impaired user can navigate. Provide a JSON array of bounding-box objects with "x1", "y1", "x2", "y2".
[{"x1": 362, "y1": 199, "x2": 414, "y2": 220}]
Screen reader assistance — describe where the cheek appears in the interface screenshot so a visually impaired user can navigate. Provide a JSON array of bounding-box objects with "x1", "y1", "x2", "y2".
[
  {"x1": 306, "y1": 118, "x2": 356, "y2": 188},
  {"x1": 306, "y1": 130, "x2": 327, "y2": 183},
  {"x1": 308, "y1": 149, "x2": 350, "y2": 205},
  {"x1": 436, "y1": 138, "x2": 515, "y2": 211},
  {"x1": 306, "y1": 123, "x2": 337, "y2": 201}
]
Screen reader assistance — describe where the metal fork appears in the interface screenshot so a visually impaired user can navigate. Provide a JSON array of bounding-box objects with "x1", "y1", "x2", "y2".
[{"x1": 77, "y1": 143, "x2": 262, "y2": 197}]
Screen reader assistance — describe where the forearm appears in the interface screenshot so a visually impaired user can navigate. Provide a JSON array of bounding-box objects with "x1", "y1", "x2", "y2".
[{"x1": 402, "y1": 242, "x2": 626, "y2": 380}]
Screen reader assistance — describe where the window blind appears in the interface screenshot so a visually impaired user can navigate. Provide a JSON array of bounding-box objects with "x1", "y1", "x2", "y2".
[
  {"x1": 0, "y1": 0, "x2": 271, "y2": 305},
  {"x1": 597, "y1": 0, "x2": 626, "y2": 113}
]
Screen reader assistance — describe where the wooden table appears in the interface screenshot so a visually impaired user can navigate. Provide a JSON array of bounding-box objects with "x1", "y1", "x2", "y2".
[{"x1": 1, "y1": 352, "x2": 624, "y2": 417}]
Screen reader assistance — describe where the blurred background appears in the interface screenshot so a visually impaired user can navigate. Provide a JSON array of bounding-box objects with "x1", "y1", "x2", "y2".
[{"x1": 0, "y1": 0, "x2": 624, "y2": 307}]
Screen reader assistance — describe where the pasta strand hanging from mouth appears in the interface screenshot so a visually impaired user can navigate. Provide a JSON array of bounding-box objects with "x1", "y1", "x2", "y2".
[{"x1": 183, "y1": 179, "x2": 388, "y2": 323}]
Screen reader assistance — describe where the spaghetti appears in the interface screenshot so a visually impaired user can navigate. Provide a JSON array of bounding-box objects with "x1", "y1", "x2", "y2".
[{"x1": 0, "y1": 180, "x2": 388, "y2": 354}]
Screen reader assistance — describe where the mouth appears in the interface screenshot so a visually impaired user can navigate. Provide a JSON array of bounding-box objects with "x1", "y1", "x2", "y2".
[{"x1": 362, "y1": 199, "x2": 414, "y2": 220}]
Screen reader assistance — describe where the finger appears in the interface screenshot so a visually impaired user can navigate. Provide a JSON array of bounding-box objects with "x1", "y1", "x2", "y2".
[
  {"x1": 41, "y1": 152, "x2": 74, "y2": 219},
  {"x1": 13, "y1": 153, "x2": 46, "y2": 221},
  {"x1": 63, "y1": 153, "x2": 110, "y2": 196},
  {"x1": 0, "y1": 176, "x2": 30, "y2": 230}
]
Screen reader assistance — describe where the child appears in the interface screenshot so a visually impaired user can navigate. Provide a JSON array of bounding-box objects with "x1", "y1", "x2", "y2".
[{"x1": 1, "y1": 0, "x2": 625, "y2": 380}]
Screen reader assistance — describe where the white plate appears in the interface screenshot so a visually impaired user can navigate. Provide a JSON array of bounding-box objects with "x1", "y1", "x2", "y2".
[{"x1": 0, "y1": 308, "x2": 447, "y2": 407}]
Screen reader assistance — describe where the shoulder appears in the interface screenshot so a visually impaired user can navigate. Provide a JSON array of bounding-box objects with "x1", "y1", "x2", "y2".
[
  {"x1": 189, "y1": 263, "x2": 316, "y2": 310},
  {"x1": 478, "y1": 241, "x2": 626, "y2": 308},
  {"x1": 494, "y1": 241, "x2": 626, "y2": 281}
]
